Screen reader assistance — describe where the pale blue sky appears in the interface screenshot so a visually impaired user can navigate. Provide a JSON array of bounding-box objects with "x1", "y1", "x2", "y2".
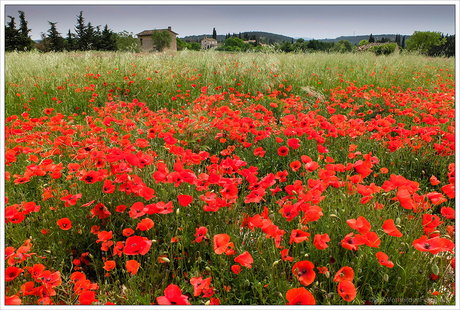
[{"x1": 3, "y1": 2, "x2": 457, "y2": 41}]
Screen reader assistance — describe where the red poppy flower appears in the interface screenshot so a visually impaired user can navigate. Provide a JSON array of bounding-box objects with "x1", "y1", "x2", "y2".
[
  {"x1": 376, "y1": 252, "x2": 394, "y2": 268},
  {"x1": 362, "y1": 231, "x2": 381, "y2": 248},
  {"x1": 80, "y1": 170, "x2": 99, "y2": 184},
  {"x1": 382, "y1": 219, "x2": 403, "y2": 237},
  {"x1": 234, "y1": 251, "x2": 253, "y2": 268},
  {"x1": 78, "y1": 290, "x2": 98, "y2": 305},
  {"x1": 290, "y1": 160, "x2": 302, "y2": 172},
  {"x1": 136, "y1": 218, "x2": 154, "y2": 231},
  {"x1": 195, "y1": 226, "x2": 208, "y2": 243},
  {"x1": 20, "y1": 281, "x2": 36, "y2": 296},
  {"x1": 157, "y1": 284, "x2": 191, "y2": 305},
  {"x1": 254, "y1": 147, "x2": 266, "y2": 157},
  {"x1": 346, "y1": 216, "x2": 371, "y2": 234},
  {"x1": 213, "y1": 234, "x2": 234, "y2": 255},
  {"x1": 286, "y1": 287, "x2": 315, "y2": 305},
  {"x1": 123, "y1": 228, "x2": 135, "y2": 237},
  {"x1": 190, "y1": 276, "x2": 211, "y2": 296},
  {"x1": 441, "y1": 184, "x2": 455, "y2": 198},
  {"x1": 441, "y1": 207, "x2": 455, "y2": 219},
  {"x1": 333, "y1": 266, "x2": 354, "y2": 282},
  {"x1": 103, "y1": 260, "x2": 116, "y2": 271},
  {"x1": 60, "y1": 193, "x2": 82, "y2": 207},
  {"x1": 287, "y1": 138, "x2": 300, "y2": 149},
  {"x1": 5, "y1": 266, "x2": 24, "y2": 282},
  {"x1": 430, "y1": 175, "x2": 441, "y2": 186},
  {"x1": 313, "y1": 233, "x2": 330, "y2": 250},
  {"x1": 277, "y1": 146, "x2": 289, "y2": 157},
  {"x1": 305, "y1": 161, "x2": 319, "y2": 172},
  {"x1": 280, "y1": 249, "x2": 294, "y2": 262},
  {"x1": 178, "y1": 195, "x2": 193, "y2": 207},
  {"x1": 124, "y1": 236, "x2": 152, "y2": 255},
  {"x1": 231, "y1": 265, "x2": 242, "y2": 274},
  {"x1": 292, "y1": 260, "x2": 316, "y2": 286},
  {"x1": 413, "y1": 235, "x2": 454, "y2": 255},
  {"x1": 102, "y1": 179, "x2": 115, "y2": 193},
  {"x1": 126, "y1": 260, "x2": 140, "y2": 275},
  {"x1": 5, "y1": 295, "x2": 22, "y2": 305},
  {"x1": 57, "y1": 218, "x2": 72, "y2": 230},
  {"x1": 337, "y1": 280, "x2": 356, "y2": 301},
  {"x1": 290, "y1": 229, "x2": 310, "y2": 245},
  {"x1": 129, "y1": 202, "x2": 146, "y2": 219},
  {"x1": 341, "y1": 232, "x2": 366, "y2": 251}
]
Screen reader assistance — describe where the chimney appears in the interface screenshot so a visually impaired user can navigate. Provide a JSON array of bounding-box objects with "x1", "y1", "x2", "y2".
[{"x1": 168, "y1": 26, "x2": 171, "y2": 31}]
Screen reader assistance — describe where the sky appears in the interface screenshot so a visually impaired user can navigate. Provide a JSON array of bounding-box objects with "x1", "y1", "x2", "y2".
[{"x1": 2, "y1": 1, "x2": 458, "y2": 41}]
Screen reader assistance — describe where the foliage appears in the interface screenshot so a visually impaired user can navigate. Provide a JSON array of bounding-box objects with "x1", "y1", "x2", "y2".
[
  {"x1": 114, "y1": 31, "x2": 141, "y2": 53},
  {"x1": 406, "y1": 31, "x2": 446, "y2": 54},
  {"x1": 368, "y1": 43, "x2": 397, "y2": 56},
  {"x1": 46, "y1": 21, "x2": 65, "y2": 52},
  {"x1": 359, "y1": 40, "x2": 369, "y2": 47},
  {"x1": 427, "y1": 34, "x2": 455, "y2": 57},
  {"x1": 331, "y1": 40, "x2": 353, "y2": 53},
  {"x1": 151, "y1": 29, "x2": 172, "y2": 52}
]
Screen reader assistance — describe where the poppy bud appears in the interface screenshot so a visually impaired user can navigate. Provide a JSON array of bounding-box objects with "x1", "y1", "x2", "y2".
[
  {"x1": 245, "y1": 279, "x2": 250, "y2": 286},
  {"x1": 395, "y1": 218, "x2": 401, "y2": 225},
  {"x1": 304, "y1": 253, "x2": 309, "y2": 258},
  {"x1": 176, "y1": 208, "x2": 180, "y2": 215},
  {"x1": 161, "y1": 257, "x2": 170, "y2": 263},
  {"x1": 325, "y1": 271, "x2": 330, "y2": 278},
  {"x1": 273, "y1": 260, "x2": 279, "y2": 267},
  {"x1": 330, "y1": 214, "x2": 338, "y2": 219},
  {"x1": 383, "y1": 274, "x2": 389, "y2": 282},
  {"x1": 432, "y1": 264, "x2": 440, "y2": 275},
  {"x1": 205, "y1": 266, "x2": 211, "y2": 272},
  {"x1": 205, "y1": 300, "x2": 211, "y2": 305}
]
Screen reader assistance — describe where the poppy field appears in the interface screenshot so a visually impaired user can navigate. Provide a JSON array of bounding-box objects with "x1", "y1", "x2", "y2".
[{"x1": 3, "y1": 50, "x2": 456, "y2": 306}]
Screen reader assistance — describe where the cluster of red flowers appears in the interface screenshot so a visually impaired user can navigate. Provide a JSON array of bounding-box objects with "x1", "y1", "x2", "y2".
[{"x1": 5, "y1": 60, "x2": 455, "y2": 305}]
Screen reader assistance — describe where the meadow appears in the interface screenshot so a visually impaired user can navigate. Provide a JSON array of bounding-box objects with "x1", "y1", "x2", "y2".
[{"x1": 4, "y1": 49, "x2": 456, "y2": 305}]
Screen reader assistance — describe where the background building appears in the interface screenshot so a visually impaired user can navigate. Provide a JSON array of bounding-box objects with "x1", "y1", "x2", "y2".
[{"x1": 137, "y1": 26, "x2": 178, "y2": 52}]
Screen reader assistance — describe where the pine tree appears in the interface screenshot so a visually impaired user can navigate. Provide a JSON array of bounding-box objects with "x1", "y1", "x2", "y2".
[
  {"x1": 75, "y1": 11, "x2": 87, "y2": 50},
  {"x1": 64, "y1": 29, "x2": 76, "y2": 51},
  {"x1": 212, "y1": 28, "x2": 217, "y2": 40},
  {"x1": 18, "y1": 11, "x2": 35, "y2": 51},
  {"x1": 84, "y1": 22, "x2": 95, "y2": 50},
  {"x1": 5, "y1": 16, "x2": 20, "y2": 52},
  {"x1": 100, "y1": 24, "x2": 117, "y2": 51},
  {"x1": 47, "y1": 21, "x2": 65, "y2": 52}
]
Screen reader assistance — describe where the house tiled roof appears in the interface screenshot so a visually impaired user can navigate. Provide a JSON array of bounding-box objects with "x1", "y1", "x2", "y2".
[{"x1": 137, "y1": 28, "x2": 178, "y2": 36}]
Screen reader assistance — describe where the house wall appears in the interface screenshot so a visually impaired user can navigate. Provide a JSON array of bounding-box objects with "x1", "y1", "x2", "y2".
[{"x1": 139, "y1": 30, "x2": 177, "y2": 52}]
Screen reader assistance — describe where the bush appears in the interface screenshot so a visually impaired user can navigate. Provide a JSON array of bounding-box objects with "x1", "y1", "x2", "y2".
[{"x1": 368, "y1": 43, "x2": 397, "y2": 56}]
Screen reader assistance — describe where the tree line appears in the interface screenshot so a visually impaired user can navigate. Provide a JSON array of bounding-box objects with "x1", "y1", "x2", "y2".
[{"x1": 5, "y1": 11, "x2": 139, "y2": 52}]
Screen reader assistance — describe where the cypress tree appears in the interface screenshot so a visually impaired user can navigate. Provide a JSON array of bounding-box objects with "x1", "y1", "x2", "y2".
[
  {"x1": 401, "y1": 36, "x2": 406, "y2": 49},
  {"x1": 212, "y1": 28, "x2": 217, "y2": 40},
  {"x1": 64, "y1": 29, "x2": 76, "y2": 51},
  {"x1": 5, "y1": 16, "x2": 20, "y2": 52},
  {"x1": 18, "y1": 11, "x2": 35, "y2": 51},
  {"x1": 75, "y1": 11, "x2": 87, "y2": 50},
  {"x1": 100, "y1": 24, "x2": 117, "y2": 51},
  {"x1": 369, "y1": 33, "x2": 374, "y2": 43},
  {"x1": 47, "y1": 21, "x2": 64, "y2": 52}
]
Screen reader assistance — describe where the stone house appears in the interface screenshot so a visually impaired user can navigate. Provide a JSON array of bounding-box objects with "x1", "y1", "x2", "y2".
[
  {"x1": 201, "y1": 36, "x2": 218, "y2": 50},
  {"x1": 136, "y1": 26, "x2": 178, "y2": 52}
]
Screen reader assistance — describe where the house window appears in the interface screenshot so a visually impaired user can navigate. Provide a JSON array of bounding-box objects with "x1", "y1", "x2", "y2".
[{"x1": 140, "y1": 38, "x2": 143, "y2": 46}]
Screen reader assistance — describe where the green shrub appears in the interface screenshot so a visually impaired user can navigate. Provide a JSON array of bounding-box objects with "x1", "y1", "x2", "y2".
[{"x1": 368, "y1": 43, "x2": 397, "y2": 56}]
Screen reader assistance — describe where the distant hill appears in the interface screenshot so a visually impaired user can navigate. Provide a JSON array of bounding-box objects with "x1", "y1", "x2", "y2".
[
  {"x1": 319, "y1": 34, "x2": 411, "y2": 45},
  {"x1": 181, "y1": 32, "x2": 411, "y2": 46},
  {"x1": 180, "y1": 31, "x2": 295, "y2": 44}
]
